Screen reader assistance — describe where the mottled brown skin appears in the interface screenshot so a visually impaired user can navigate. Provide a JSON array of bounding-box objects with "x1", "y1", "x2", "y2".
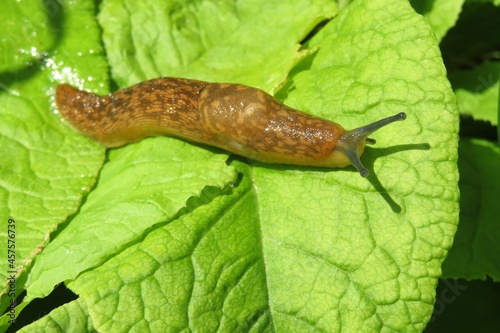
[
  {"x1": 56, "y1": 78, "x2": 209, "y2": 147},
  {"x1": 56, "y1": 77, "x2": 406, "y2": 176},
  {"x1": 56, "y1": 78, "x2": 346, "y2": 165},
  {"x1": 197, "y1": 83, "x2": 348, "y2": 166}
]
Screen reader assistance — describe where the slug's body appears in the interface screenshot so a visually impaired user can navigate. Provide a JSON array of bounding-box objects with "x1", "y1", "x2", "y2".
[{"x1": 56, "y1": 78, "x2": 406, "y2": 177}]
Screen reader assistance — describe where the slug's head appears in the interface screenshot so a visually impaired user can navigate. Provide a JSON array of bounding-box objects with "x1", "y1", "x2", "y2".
[{"x1": 332, "y1": 112, "x2": 406, "y2": 177}]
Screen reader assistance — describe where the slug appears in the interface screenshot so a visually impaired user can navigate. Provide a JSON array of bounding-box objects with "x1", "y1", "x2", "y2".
[{"x1": 55, "y1": 77, "x2": 406, "y2": 177}]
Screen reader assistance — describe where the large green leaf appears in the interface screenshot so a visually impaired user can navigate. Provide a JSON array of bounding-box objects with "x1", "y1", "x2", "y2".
[
  {"x1": 254, "y1": 1, "x2": 459, "y2": 330},
  {"x1": 4, "y1": 0, "x2": 459, "y2": 332},
  {"x1": 98, "y1": 0, "x2": 338, "y2": 91},
  {"x1": 0, "y1": 0, "x2": 107, "y2": 329},
  {"x1": 26, "y1": 138, "x2": 237, "y2": 297},
  {"x1": 0, "y1": 0, "x2": 56, "y2": 72}
]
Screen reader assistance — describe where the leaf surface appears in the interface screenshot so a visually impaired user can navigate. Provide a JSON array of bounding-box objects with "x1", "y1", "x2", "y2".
[
  {"x1": 0, "y1": 0, "x2": 107, "y2": 324},
  {"x1": 99, "y1": 0, "x2": 338, "y2": 91},
  {"x1": 3, "y1": 0, "x2": 460, "y2": 332}
]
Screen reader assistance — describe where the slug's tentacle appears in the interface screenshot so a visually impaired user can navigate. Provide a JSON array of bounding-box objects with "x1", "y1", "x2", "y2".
[
  {"x1": 365, "y1": 138, "x2": 377, "y2": 145},
  {"x1": 334, "y1": 112, "x2": 407, "y2": 177},
  {"x1": 55, "y1": 77, "x2": 407, "y2": 177}
]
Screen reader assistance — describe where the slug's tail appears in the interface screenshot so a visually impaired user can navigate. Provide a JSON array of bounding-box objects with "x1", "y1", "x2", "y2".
[
  {"x1": 56, "y1": 83, "x2": 100, "y2": 118},
  {"x1": 55, "y1": 84, "x2": 110, "y2": 144},
  {"x1": 56, "y1": 83, "x2": 100, "y2": 125}
]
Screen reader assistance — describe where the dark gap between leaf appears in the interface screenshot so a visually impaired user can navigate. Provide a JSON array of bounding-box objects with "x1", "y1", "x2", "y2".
[
  {"x1": 440, "y1": 3, "x2": 500, "y2": 71},
  {"x1": 424, "y1": 277, "x2": 500, "y2": 333},
  {"x1": 5, "y1": 283, "x2": 78, "y2": 333},
  {"x1": 459, "y1": 115, "x2": 498, "y2": 142},
  {"x1": 408, "y1": 0, "x2": 434, "y2": 16},
  {"x1": 174, "y1": 183, "x2": 235, "y2": 219},
  {"x1": 274, "y1": 17, "x2": 328, "y2": 100},
  {"x1": 299, "y1": 18, "x2": 330, "y2": 46},
  {"x1": 274, "y1": 50, "x2": 319, "y2": 101}
]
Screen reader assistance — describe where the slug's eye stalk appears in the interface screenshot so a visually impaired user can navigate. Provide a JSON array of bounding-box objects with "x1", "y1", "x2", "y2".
[{"x1": 336, "y1": 112, "x2": 407, "y2": 177}]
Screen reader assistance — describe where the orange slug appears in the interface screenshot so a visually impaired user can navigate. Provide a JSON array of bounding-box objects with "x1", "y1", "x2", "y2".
[{"x1": 55, "y1": 77, "x2": 406, "y2": 177}]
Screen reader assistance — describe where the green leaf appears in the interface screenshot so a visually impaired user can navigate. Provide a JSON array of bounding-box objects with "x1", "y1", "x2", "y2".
[
  {"x1": 65, "y1": 162, "x2": 265, "y2": 332},
  {"x1": 448, "y1": 61, "x2": 499, "y2": 125},
  {"x1": 26, "y1": 139, "x2": 237, "y2": 297},
  {"x1": 98, "y1": 0, "x2": 338, "y2": 91},
  {"x1": 409, "y1": 0, "x2": 465, "y2": 42},
  {"x1": 255, "y1": 1, "x2": 459, "y2": 330},
  {"x1": 0, "y1": 0, "x2": 56, "y2": 72},
  {"x1": 441, "y1": 139, "x2": 500, "y2": 281},
  {"x1": 0, "y1": 0, "x2": 108, "y2": 321},
  {"x1": 4, "y1": 0, "x2": 460, "y2": 331}
]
